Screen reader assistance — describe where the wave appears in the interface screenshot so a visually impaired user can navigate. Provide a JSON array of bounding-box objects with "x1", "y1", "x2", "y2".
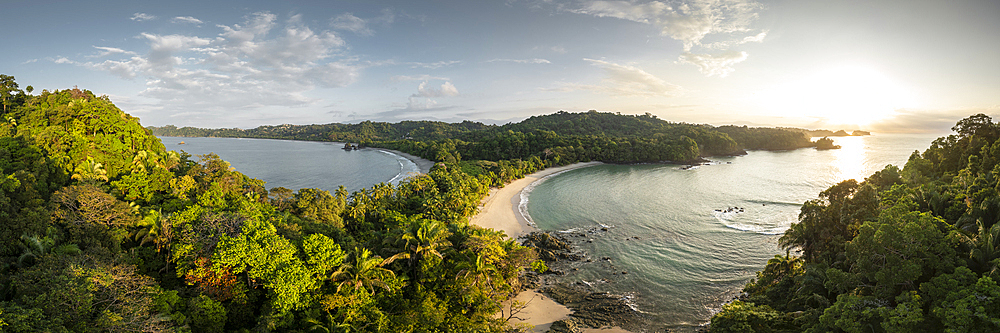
[
  {"x1": 723, "y1": 223, "x2": 788, "y2": 235},
  {"x1": 712, "y1": 210, "x2": 791, "y2": 235},
  {"x1": 377, "y1": 150, "x2": 421, "y2": 185}
]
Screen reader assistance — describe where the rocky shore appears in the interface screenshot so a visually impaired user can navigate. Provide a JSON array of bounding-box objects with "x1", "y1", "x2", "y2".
[
  {"x1": 519, "y1": 231, "x2": 712, "y2": 333},
  {"x1": 520, "y1": 231, "x2": 645, "y2": 332}
]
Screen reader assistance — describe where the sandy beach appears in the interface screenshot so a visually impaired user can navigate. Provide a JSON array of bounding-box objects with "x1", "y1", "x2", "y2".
[
  {"x1": 468, "y1": 161, "x2": 633, "y2": 333},
  {"x1": 470, "y1": 162, "x2": 602, "y2": 239}
]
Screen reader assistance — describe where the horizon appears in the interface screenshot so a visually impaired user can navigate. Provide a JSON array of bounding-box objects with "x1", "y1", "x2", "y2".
[{"x1": 3, "y1": 0, "x2": 997, "y2": 134}]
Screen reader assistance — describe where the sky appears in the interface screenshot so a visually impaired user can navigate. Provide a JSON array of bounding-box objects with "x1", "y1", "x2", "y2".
[{"x1": 2, "y1": 0, "x2": 998, "y2": 133}]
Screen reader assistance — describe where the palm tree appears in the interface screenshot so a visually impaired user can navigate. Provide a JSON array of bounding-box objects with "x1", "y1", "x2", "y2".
[
  {"x1": 967, "y1": 219, "x2": 1000, "y2": 277},
  {"x1": 133, "y1": 209, "x2": 171, "y2": 252},
  {"x1": 330, "y1": 247, "x2": 403, "y2": 295},
  {"x1": 456, "y1": 254, "x2": 498, "y2": 291},
  {"x1": 71, "y1": 157, "x2": 108, "y2": 183},
  {"x1": 16, "y1": 234, "x2": 79, "y2": 268},
  {"x1": 398, "y1": 219, "x2": 452, "y2": 286},
  {"x1": 131, "y1": 150, "x2": 151, "y2": 173}
]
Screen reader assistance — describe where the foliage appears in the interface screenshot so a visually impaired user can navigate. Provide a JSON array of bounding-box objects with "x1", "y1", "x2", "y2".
[
  {"x1": 0, "y1": 75, "x2": 541, "y2": 332},
  {"x1": 714, "y1": 114, "x2": 1000, "y2": 332}
]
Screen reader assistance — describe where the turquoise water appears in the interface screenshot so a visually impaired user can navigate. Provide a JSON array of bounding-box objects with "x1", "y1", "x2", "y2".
[
  {"x1": 524, "y1": 133, "x2": 943, "y2": 329},
  {"x1": 157, "y1": 137, "x2": 421, "y2": 193}
]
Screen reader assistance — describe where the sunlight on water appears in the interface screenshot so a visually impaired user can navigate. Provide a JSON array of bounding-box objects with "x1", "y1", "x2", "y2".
[{"x1": 830, "y1": 136, "x2": 866, "y2": 181}]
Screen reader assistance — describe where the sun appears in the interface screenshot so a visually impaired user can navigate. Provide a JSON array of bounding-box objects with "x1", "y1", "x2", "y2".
[{"x1": 755, "y1": 64, "x2": 919, "y2": 127}]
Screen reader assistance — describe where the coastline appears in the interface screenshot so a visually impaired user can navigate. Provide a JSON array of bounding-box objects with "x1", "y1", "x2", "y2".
[
  {"x1": 468, "y1": 161, "x2": 633, "y2": 333},
  {"x1": 370, "y1": 148, "x2": 436, "y2": 174},
  {"x1": 470, "y1": 162, "x2": 602, "y2": 239}
]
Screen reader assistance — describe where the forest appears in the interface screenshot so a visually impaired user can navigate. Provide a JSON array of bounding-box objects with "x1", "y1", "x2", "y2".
[
  {"x1": 0, "y1": 75, "x2": 548, "y2": 332},
  {"x1": 710, "y1": 113, "x2": 1000, "y2": 332},
  {"x1": 149, "y1": 110, "x2": 825, "y2": 167},
  {"x1": 4, "y1": 73, "x2": 966, "y2": 332}
]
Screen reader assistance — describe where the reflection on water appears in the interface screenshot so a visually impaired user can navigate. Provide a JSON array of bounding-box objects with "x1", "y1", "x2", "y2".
[{"x1": 830, "y1": 136, "x2": 865, "y2": 181}]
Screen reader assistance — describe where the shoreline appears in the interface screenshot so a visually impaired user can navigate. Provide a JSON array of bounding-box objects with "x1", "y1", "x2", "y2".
[
  {"x1": 370, "y1": 147, "x2": 436, "y2": 174},
  {"x1": 468, "y1": 161, "x2": 633, "y2": 333},
  {"x1": 470, "y1": 161, "x2": 602, "y2": 239}
]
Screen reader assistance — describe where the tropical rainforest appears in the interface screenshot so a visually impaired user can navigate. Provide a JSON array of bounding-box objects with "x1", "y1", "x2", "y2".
[
  {"x1": 0, "y1": 75, "x2": 546, "y2": 332},
  {"x1": 710, "y1": 113, "x2": 1000, "y2": 332},
  {"x1": 2, "y1": 73, "x2": 963, "y2": 333}
]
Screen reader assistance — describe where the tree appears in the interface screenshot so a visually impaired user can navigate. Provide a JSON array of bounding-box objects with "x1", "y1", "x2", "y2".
[
  {"x1": 0, "y1": 74, "x2": 20, "y2": 114},
  {"x1": 72, "y1": 157, "x2": 109, "y2": 183},
  {"x1": 330, "y1": 247, "x2": 402, "y2": 295}
]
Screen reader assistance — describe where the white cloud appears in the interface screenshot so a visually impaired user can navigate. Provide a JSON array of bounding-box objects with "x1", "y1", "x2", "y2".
[
  {"x1": 407, "y1": 96, "x2": 439, "y2": 110},
  {"x1": 131, "y1": 13, "x2": 156, "y2": 21},
  {"x1": 60, "y1": 11, "x2": 359, "y2": 118},
  {"x1": 331, "y1": 13, "x2": 374, "y2": 36},
  {"x1": 90, "y1": 46, "x2": 138, "y2": 58},
  {"x1": 582, "y1": 58, "x2": 682, "y2": 96},
  {"x1": 487, "y1": 58, "x2": 552, "y2": 64},
  {"x1": 570, "y1": 0, "x2": 761, "y2": 51},
  {"x1": 414, "y1": 81, "x2": 459, "y2": 97},
  {"x1": 407, "y1": 60, "x2": 462, "y2": 69},
  {"x1": 171, "y1": 16, "x2": 204, "y2": 25},
  {"x1": 741, "y1": 30, "x2": 767, "y2": 43},
  {"x1": 391, "y1": 75, "x2": 450, "y2": 82},
  {"x1": 703, "y1": 30, "x2": 767, "y2": 49},
  {"x1": 677, "y1": 51, "x2": 748, "y2": 77},
  {"x1": 21, "y1": 59, "x2": 38, "y2": 64}
]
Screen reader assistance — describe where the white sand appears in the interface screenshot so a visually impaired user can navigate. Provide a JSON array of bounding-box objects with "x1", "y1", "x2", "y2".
[
  {"x1": 469, "y1": 162, "x2": 635, "y2": 333},
  {"x1": 470, "y1": 162, "x2": 602, "y2": 239}
]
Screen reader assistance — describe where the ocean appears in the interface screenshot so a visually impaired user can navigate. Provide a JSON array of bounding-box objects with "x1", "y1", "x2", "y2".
[
  {"x1": 157, "y1": 137, "x2": 421, "y2": 193},
  {"x1": 521, "y1": 133, "x2": 944, "y2": 330}
]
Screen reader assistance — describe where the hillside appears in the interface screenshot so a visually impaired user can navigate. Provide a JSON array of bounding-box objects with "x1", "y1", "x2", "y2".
[
  {"x1": 0, "y1": 76, "x2": 541, "y2": 332},
  {"x1": 150, "y1": 110, "x2": 822, "y2": 165}
]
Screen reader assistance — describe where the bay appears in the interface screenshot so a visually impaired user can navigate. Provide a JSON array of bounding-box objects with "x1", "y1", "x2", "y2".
[
  {"x1": 523, "y1": 133, "x2": 944, "y2": 330},
  {"x1": 157, "y1": 137, "x2": 421, "y2": 193}
]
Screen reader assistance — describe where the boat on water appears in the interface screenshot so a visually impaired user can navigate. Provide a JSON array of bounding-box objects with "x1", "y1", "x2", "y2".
[{"x1": 178, "y1": 141, "x2": 186, "y2": 145}]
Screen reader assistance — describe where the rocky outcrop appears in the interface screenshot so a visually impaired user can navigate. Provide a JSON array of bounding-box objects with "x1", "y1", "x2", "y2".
[
  {"x1": 542, "y1": 283, "x2": 642, "y2": 332},
  {"x1": 547, "y1": 319, "x2": 582, "y2": 333},
  {"x1": 522, "y1": 232, "x2": 584, "y2": 261}
]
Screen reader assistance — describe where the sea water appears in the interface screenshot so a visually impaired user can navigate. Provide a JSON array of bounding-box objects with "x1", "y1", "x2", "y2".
[
  {"x1": 157, "y1": 137, "x2": 421, "y2": 193},
  {"x1": 523, "y1": 133, "x2": 943, "y2": 330}
]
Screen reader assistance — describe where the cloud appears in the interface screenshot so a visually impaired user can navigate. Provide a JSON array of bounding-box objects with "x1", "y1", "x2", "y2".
[
  {"x1": 677, "y1": 51, "x2": 748, "y2": 77},
  {"x1": 413, "y1": 81, "x2": 459, "y2": 97},
  {"x1": 487, "y1": 58, "x2": 552, "y2": 64},
  {"x1": 391, "y1": 75, "x2": 450, "y2": 82},
  {"x1": 569, "y1": 58, "x2": 683, "y2": 96},
  {"x1": 703, "y1": 30, "x2": 767, "y2": 49},
  {"x1": 21, "y1": 59, "x2": 38, "y2": 65},
  {"x1": 131, "y1": 13, "x2": 156, "y2": 21},
  {"x1": 90, "y1": 46, "x2": 138, "y2": 58},
  {"x1": 331, "y1": 13, "x2": 374, "y2": 36},
  {"x1": 407, "y1": 60, "x2": 462, "y2": 69},
  {"x1": 171, "y1": 16, "x2": 204, "y2": 25},
  {"x1": 569, "y1": 0, "x2": 762, "y2": 51},
  {"x1": 60, "y1": 11, "x2": 359, "y2": 118}
]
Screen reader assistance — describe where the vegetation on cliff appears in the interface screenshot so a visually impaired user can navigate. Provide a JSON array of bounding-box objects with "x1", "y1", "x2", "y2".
[{"x1": 711, "y1": 113, "x2": 1000, "y2": 332}]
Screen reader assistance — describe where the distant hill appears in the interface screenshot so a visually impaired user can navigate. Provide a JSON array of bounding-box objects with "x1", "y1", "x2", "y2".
[
  {"x1": 149, "y1": 110, "x2": 823, "y2": 161},
  {"x1": 781, "y1": 128, "x2": 871, "y2": 137}
]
